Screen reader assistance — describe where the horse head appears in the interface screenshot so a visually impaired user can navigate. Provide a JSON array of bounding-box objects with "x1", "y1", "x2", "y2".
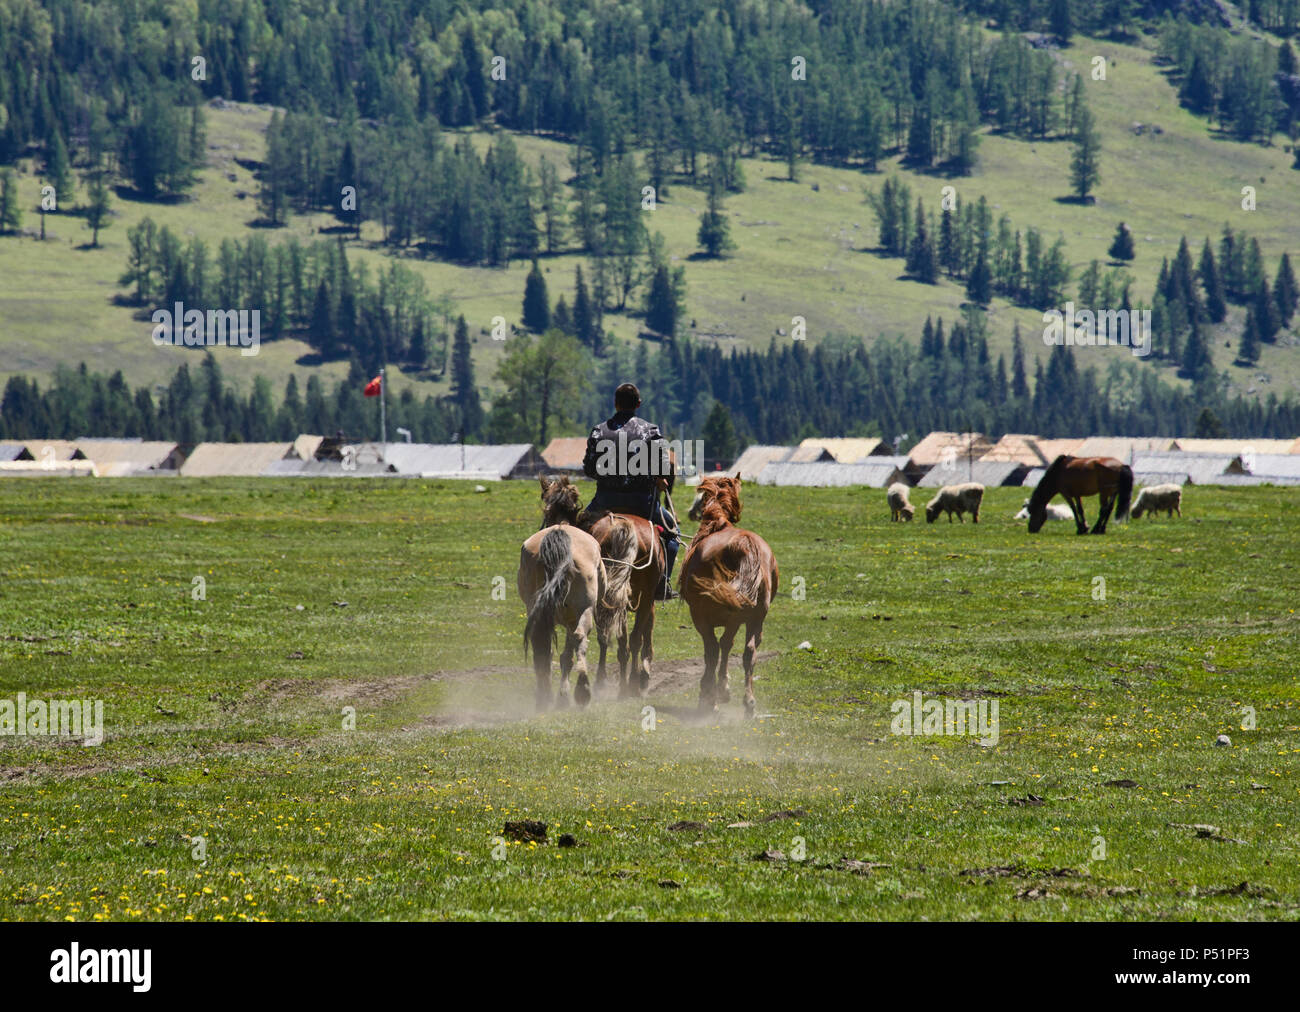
[
  {"x1": 689, "y1": 473, "x2": 743, "y2": 525},
  {"x1": 539, "y1": 474, "x2": 582, "y2": 528}
]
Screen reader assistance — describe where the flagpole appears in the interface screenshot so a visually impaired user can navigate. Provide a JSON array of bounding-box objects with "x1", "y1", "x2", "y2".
[{"x1": 380, "y1": 365, "x2": 387, "y2": 455}]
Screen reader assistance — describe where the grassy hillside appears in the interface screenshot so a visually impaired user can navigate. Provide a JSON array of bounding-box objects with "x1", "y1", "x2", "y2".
[
  {"x1": 1, "y1": 478, "x2": 1296, "y2": 920},
  {"x1": 1, "y1": 31, "x2": 1298, "y2": 413}
]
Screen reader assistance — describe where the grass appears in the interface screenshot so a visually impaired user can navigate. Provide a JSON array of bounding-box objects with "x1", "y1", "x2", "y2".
[
  {"x1": 1, "y1": 34, "x2": 1299, "y2": 409},
  {"x1": 0, "y1": 477, "x2": 1297, "y2": 921}
]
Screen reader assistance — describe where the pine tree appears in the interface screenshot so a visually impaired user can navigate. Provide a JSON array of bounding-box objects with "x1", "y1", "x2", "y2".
[
  {"x1": 1011, "y1": 324, "x2": 1029, "y2": 399},
  {"x1": 0, "y1": 169, "x2": 21, "y2": 234},
  {"x1": 335, "y1": 140, "x2": 359, "y2": 235},
  {"x1": 1179, "y1": 319, "x2": 1213, "y2": 381},
  {"x1": 1107, "y1": 222, "x2": 1134, "y2": 262},
  {"x1": 84, "y1": 172, "x2": 112, "y2": 247},
  {"x1": 939, "y1": 206, "x2": 960, "y2": 278},
  {"x1": 308, "y1": 281, "x2": 336, "y2": 358},
  {"x1": 44, "y1": 128, "x2": 74, "y2": 209},
  {"x1": 701, "y1": 399, "x2": 740, "y2": 466},
  {"x1": 1273, "y1": 253, "x2": 1297, "y2": 326},
  {"x1": 906, "y1": 200, "x2": 938, "y2": 284},
  {"x1": 646, "y1": 265, "x2": 678, "y2": 338},
  {"x1": 450, "y1": 315, "x2": 484, "y2": 438},
  {"x1": 1199, "y1": 239, "x2": 1228, "y2": 323},
  {"x1": 1254, "y1": 278, "x2": 1280, "y2": 342},
  {"x1": 1238, "y1": 307, "x2": 1262, "y2": 365},
  {"x1": 1070, "y1": 104, "x2": 1101, "y2": 202},
  {"x1": 1050, "y1": 0, "x2": 1073, "y2": 44},
  {"x1": 522, "y1": 261, "x2": 550, "y2": 333},
  {"x1": 696, "y1": 176, "x2": 734, "y2": 257},
  {"x1": 966, "y1": 250, "x2": 992, "y2": 305},
  {"x1": 572, "y1": 265, "x2": 598, "y2": 353}
]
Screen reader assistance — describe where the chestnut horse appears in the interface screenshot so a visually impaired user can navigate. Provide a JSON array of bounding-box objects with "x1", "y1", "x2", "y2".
[
  {"x1": 679, "y1": 475, "x2": 778, "y2": 716},
  {"x1": 579, "y1": 510, "x2": 664, "y2": 700},
  {"x1": 1027, "y1": 455, "x2": 1133, "y2": 534},
  {"x1": 518, "y1": 477, "x2": 606, "y2": 710}
]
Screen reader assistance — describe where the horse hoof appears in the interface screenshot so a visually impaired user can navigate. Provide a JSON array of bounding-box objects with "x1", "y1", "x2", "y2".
[
  {"x1": 717, "y1": 686, "x2": 731, "y2": 704},
  {"x1": 744, "y1": 698, "x2": 756, "y2": 718},
  {"x1": 574, "y1": 685, "x2": 591, "y2": 707}
]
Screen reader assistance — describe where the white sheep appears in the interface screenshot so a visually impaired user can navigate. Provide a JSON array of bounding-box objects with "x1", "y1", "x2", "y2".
[
  {"x1": 1131, "y1": 483, "x2": 1182, "y2": 519},
  {"x1": 1015, "y1": 499, "x2": 1072, "y2": 522},
  {"x1": 887, "y1": 481, "x2": 915, "y2": 521},
  {"x1": 925, "y1": 482, "x2": 984, "y2": 524}
]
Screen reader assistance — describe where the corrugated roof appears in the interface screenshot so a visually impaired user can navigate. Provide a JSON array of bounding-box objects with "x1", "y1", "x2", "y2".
[
  {"x1": 541, "y1": 437, "x2": 587, "y2": 470},
  {"x1": 0, "y1": 443, "x2": 31, "y2": 462},
  {"x1": 1033, "y1": 438, "x2": 1086, "y2": 462},
  {"x1": 180, "y1": 442, "x2": 294, "y2": 477},
  {"x1": 1242, "y1": 454, "x2": 1300, "y2": 479},
  {"x1": 797, "y1": 437, "x2": 889, "y2": 462},
  {"x1": 1023, "y1": 468, "x2": 1045, "y2": 487},
  {"x1": 731, "y1": 446, "x2": 797, "y2": 482},
  {"x1": 74, "y1": 439, "x2": 180, "y2": 476},
  {"x1": 383, "y1": 443, "x2": 537, "y2": 478},
  {"x1": 787, "y1": 445, "x2": 836, "y2": 463},
  {"x1": 21, "y1": 440, "x2": 86, "y2": 462},
  {"x1": 1073, "y1": 436, "x2": 1176, "y2": 461},
  {"x1": 291, "y1": 434, "x2": 324, "y2": 461},
  {"x1": 1131, "y1": 452, "x2": 1240, "y2": 485},
  {"x1": 1172, "y1": 438, "x2": 1298, "y2": 456},
  {"x1": 907, "y1": 431, "x2": 993, "y2": 467},
  {"x1": 758, "y1": 458, "x2": 906, "y2": 488},
  {"x1": 917, "y1": 460, "x2": 1026, "y2": 487},
  {"x1": 979, "y1": 434, "x2": 1047, "y2": 466}
]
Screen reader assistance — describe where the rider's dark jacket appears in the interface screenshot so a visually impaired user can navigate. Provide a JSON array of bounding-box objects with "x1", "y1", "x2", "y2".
[{"x1": 583, "y1": 411, "x2": 672, "y2": 516}]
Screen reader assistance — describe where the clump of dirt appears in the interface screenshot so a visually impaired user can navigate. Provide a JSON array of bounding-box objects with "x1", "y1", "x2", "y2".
[{"x1": 502, "y1": 819, "x2": 547, "y2": 843}]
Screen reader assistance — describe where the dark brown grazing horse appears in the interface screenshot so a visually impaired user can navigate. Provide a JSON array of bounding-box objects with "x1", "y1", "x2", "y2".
[
  {"x1": 1027, "y1": 455, "x2": 1133, "y2": 534},
  {"x1": 578, "y1": 510, "x2": 663, "y2": 700},
  {"x1": 680, "y1": 475, "x2": 778, "y2": 716}
]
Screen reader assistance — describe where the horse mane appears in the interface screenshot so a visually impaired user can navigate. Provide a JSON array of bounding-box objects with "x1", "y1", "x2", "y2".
[
  {"x1": 682, "y1": 479, "x2": 742, "y2": 571},
  {"x1": 540, "y1": 476, "x2": 581, "y2": 528},
  {"x1": 1028, "y1": 455, "x2": 1071, "y2": 510}
]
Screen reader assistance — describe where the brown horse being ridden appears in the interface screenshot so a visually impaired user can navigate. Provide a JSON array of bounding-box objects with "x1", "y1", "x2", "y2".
[
  {"x1": 580, "y1": 507, "x2": 665, "y2": 701},
  {"x1": 1026, "y1": 455, "x2": 1134, "y2": 534},
  {"x1": 679, "y1": 475, "x2": 778, "y2": 717},
  {"x1": 517, "y1": 476, "x2": 606, "y2": 710}
]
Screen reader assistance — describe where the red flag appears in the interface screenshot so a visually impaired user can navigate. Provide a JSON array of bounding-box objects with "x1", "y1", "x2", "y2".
[{"x1": 363, "y1": 375, "x2": 382, "y2": 397}]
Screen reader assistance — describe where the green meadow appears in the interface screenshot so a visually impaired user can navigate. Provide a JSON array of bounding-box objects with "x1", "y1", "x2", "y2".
[{"x1": 1, "y1": 478, "x2": 1296, "y2": 921}]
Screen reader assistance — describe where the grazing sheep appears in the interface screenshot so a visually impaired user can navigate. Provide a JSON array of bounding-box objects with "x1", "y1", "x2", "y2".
[
  {"x1": 887, "y1": 481, "x2": 915, "y2": 521},
  {"x1": 925, "y1": 482, "x2": 984, "y2": 524},
  {"x1": 1131, "y1": 483, "x2": 1182, "y2": 519},
  {"x1": 1015, "y1": 499, "x2": 1072, "y2": 522}
]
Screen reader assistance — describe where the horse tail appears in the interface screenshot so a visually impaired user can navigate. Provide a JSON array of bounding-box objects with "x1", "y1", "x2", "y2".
[
  {"x1": 524, "y1": 527, "x2": 573, "y2": 659},
  {"x1": 1115, "y1": 464, "x2": 1134, "y2": 522},
  {"x1": 596, "y1": 516, "x2": 637, "y2": 644},
  {"x1": 694, "y1": 534, "x2": 767, "y2": 611}
]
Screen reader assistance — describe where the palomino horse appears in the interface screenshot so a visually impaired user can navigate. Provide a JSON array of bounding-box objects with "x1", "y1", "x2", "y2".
[
  {"x1": 1027, "y1": 455, "x2": 1133, "y2": 534},
  {"x1": 518, "y1": 477, "x2": 606, "y2": 710},
  {"x1": 579, "y1": 508, "x2": 664, "y2": 701},
  {"x1": 679, "y1": 475, "x2": 778, "y2": 716}
]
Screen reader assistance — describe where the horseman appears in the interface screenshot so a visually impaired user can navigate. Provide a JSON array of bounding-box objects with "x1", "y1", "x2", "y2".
[{"x1": 579, "y1": 383, "x2": 680, "y2": 600}]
